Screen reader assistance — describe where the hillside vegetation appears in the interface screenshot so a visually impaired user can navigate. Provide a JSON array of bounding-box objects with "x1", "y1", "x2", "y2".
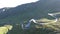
[{"x1": 0, "y1": 0, "x2": 60, "y2": 34}]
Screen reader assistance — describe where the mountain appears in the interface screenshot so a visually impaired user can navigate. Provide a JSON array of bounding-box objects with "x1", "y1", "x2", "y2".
[
  {"x1": 0, "y1": 0, "x2": 60, "y2": 34},
  {"x1": 0, "y1": 0, "x2": 60, "y2": 19}
]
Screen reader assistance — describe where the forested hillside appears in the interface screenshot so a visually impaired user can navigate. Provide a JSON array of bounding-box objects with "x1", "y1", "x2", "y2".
[{"x1": 0, "y1": 0, "x2": 60, "y2": 34}]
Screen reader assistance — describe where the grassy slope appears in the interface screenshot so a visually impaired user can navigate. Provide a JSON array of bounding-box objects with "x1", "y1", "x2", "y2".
[{"x1": 0, "y1": 11, "x2": 60, "y2": 34}]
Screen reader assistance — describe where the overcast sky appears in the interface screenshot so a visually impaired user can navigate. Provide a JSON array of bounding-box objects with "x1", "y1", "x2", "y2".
[{"x1": 0, "y1": 0, "x2": 39, "y2": 8}]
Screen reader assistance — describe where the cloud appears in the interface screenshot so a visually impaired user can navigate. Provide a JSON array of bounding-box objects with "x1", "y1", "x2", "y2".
[{"x1": 0, "y1": 0, "x2": 39, "y2": 8}]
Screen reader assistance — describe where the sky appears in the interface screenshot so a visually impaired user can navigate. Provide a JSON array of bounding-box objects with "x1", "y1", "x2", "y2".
[{"x1": 0, "y1": 0, "x2": 39, "y2": 8}]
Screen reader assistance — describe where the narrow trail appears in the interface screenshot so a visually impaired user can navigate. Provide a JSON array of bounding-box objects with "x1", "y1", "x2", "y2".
[
  {"x1": 29, "y1": 13, "x2": 59, "y2": 25},
  {"x1": 21, "y1": 13, "x2": 60, "y2": 30}
]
